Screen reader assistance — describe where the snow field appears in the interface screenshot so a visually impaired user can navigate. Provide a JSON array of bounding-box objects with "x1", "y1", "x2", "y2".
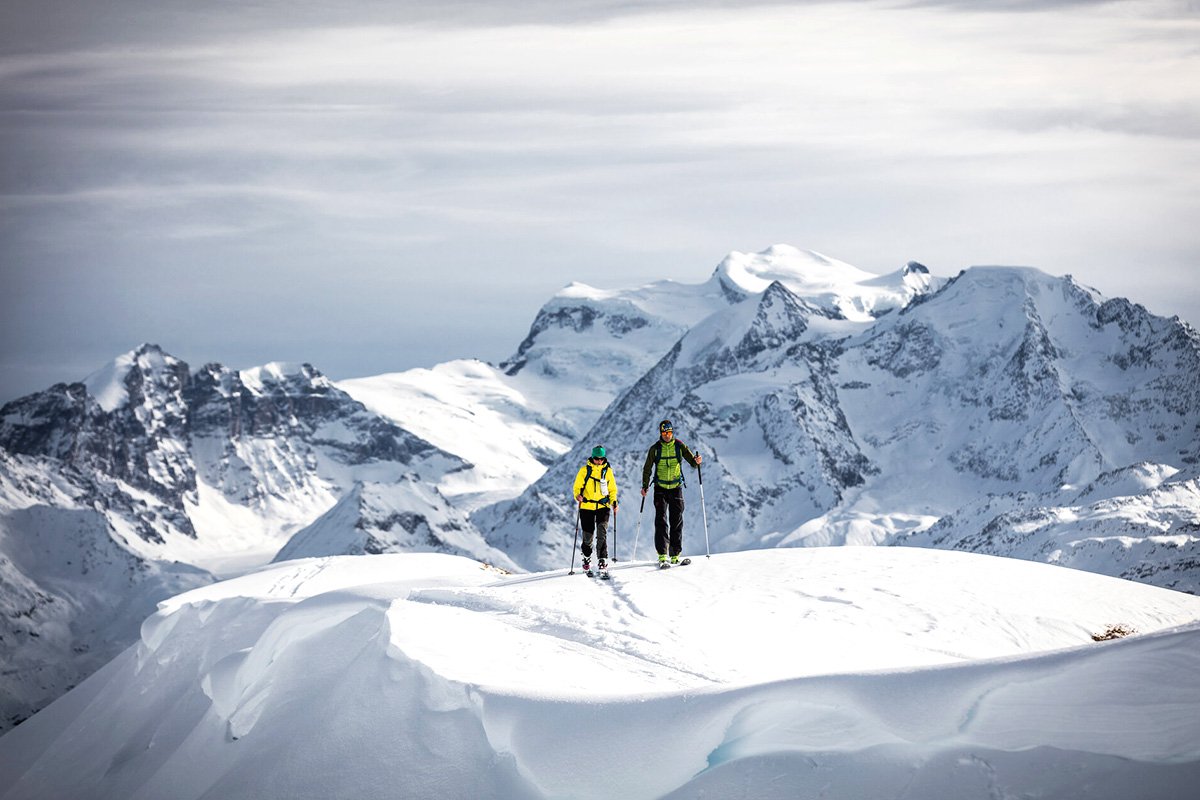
[{"x1": 2, "y1": 548, "x2": 1199, "y2": 799}]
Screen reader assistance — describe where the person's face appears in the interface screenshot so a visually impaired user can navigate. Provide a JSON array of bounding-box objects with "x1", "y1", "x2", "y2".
[{"x1": 661, "y1": 429, "x2": 673, "y2": 441}]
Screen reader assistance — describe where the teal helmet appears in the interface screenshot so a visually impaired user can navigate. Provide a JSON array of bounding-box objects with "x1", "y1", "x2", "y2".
[{"x1": 591, "y1": 445, "x2": 606, "y2": 459}]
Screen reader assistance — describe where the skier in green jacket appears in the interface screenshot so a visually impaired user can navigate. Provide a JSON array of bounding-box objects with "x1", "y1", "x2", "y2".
[{"x1": 640, "y1": 419, "x2": 701, "y2": 566}]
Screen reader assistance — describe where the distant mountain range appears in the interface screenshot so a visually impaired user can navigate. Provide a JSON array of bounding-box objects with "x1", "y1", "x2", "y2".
[{"x1": 2, "y1": 244, "x2": 1198, "y2": 731}]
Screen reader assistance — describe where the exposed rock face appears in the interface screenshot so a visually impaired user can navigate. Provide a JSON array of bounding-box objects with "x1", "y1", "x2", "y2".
[{"x1": 0, "y1": 346, "x2": 467, "y2": 553}]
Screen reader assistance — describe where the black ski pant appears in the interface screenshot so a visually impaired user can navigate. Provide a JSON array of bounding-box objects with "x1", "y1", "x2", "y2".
[
  {"x1": 653, "y1": 486, "x2": 684, "y2": 558},
  {"x1": 579, "y1": 507, "x2": 610, "y2": 560}
]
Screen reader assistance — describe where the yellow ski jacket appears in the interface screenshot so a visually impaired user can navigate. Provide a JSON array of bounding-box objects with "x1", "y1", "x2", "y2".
[{"x1": 573, "y1": 459, "x2": 618, "y2": 511}]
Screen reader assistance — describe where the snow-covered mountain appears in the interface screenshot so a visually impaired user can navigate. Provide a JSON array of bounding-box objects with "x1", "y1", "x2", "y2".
[
  {"x1": 339, "y1": 245, "x2": 939, "y2": 506},
  {"x1": 1, "y1": 549, "x2": 1198, "y2": 799},
  {"x1": 0, "y1": 344, "x2": 501, "y2": 731},
  {"x1": 499, "y1": 245, "x2": 937, "y2": 427},
  {"x1": 0, "y1": 345, "x2": 472, "y2": 570},
  {"x1": 898, "y1": 463, "x2": 1200, "y2": 593},
  {"x1": 472, "y1": 249, "x2": 942, "y2": 567},
  {"x1": 479, "y1": 262, "x2": 1200, "y2": 581},
  {"x1": 336, "y1": 360, "x2": 573, "y2": 512}
]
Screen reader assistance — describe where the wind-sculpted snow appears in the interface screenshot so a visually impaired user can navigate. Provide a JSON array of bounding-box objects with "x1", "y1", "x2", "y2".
[{"x1": 1, "y1": 549, "x2": 1198, "y2": 800}]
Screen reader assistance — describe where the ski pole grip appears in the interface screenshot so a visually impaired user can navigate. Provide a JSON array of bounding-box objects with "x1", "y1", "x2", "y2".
[
  {"x1": 698, "y1": 465, "x2": 703, "y2": 485},
  {"x1": 639, "y1": 495, "x2": 645, "y2": 513}
]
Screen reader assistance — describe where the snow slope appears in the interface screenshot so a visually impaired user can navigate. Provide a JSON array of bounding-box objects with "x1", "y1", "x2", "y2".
[
  {"x1": 337, "y1": 360, "x2": 572, "y2": 511},
  {"x1": 273, "y1": 479, "x2": 519, "y2": 571},
  {"x1": 2, "y1": 549, "x2": 1198, "y2": 800},
  {"x1": 0, "y1": 450, "x2": 212, "y2": 730}
]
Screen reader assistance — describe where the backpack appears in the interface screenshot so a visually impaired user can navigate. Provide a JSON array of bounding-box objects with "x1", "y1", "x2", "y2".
[
  {"x1": 651, "y1": 440, "x2": 687, "y2": 489},
  {"x1": 584, "y1": 463, "x2": 611, "y2": 505}
]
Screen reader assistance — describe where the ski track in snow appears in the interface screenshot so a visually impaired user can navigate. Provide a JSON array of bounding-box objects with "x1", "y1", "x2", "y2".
[{"x1": 264, "y1": 557, "x2": 331, "y2": 598}]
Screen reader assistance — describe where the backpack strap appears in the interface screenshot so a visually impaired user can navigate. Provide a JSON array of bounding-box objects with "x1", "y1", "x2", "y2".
[{"x1": 584, "y1": 463, "x2": 611, "y2": 506}]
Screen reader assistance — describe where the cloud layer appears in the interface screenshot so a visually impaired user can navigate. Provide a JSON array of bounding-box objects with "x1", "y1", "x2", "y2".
[{"x1": 2, "y1": 0, "x2": 1198, "y2": 399}]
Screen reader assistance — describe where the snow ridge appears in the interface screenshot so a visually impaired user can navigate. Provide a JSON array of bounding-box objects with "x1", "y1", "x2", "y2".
[{"x1": 1, "y1": 550, "x2": 1198, "y2": 800}]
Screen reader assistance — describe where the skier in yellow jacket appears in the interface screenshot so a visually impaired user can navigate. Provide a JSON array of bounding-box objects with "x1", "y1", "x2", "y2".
[{"x1": 573, "y1": 445, "x2": 618, "y2": 575}]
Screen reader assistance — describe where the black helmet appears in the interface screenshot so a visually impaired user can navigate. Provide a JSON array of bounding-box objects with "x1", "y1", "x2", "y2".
[{"x1": 659, "y1": 419, "x2": 673, "y2": 433}]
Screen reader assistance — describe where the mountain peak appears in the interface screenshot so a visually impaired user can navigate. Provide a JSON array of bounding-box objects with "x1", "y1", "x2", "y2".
[
  {"x1": 82, "y1": 343, "x2": 187, "y2": 412},
  {"x1": 713, "y1": 245, "x2": 942, "y2": 321},
  {"x1": 714, "y1": 245, "x2": 875, "y2": 296},
  {"x1": 557, "y1": 281, "x2": 614, "y2": 302},
  {"x1": 239, "y1": 362, "x2": 328, "y2": 394}
]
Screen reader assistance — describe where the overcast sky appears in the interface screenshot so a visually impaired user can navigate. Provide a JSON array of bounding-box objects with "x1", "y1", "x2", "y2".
[{"x1": 2, "y1": 0, "x2": 1198, "y2": 403}]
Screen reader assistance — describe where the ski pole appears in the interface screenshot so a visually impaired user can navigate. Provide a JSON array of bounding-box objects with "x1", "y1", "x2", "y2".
[
  {"x1": 612, "y1": 502, "x2": 618, "y2": 562},
  {"x1": 568, "y1": 501, "x2": 581, "y2": 575},
  {"x1": 698, "y1": 466, "x2": 711, "y2": 559},
  {"x1": 632, "y1": 494, "x2": 645, "y2": 561}
]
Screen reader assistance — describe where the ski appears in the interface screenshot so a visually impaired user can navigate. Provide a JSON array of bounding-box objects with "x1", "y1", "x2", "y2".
[
  {"x1": 585, "y1": 568, "x2": 595, "y2": 578},
  {"x1": 658, "y1": 558, "x2": 691, "y2": 570},
  {"x1": 600, "y1": 570, "x2": 611, "y2": 580}
]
